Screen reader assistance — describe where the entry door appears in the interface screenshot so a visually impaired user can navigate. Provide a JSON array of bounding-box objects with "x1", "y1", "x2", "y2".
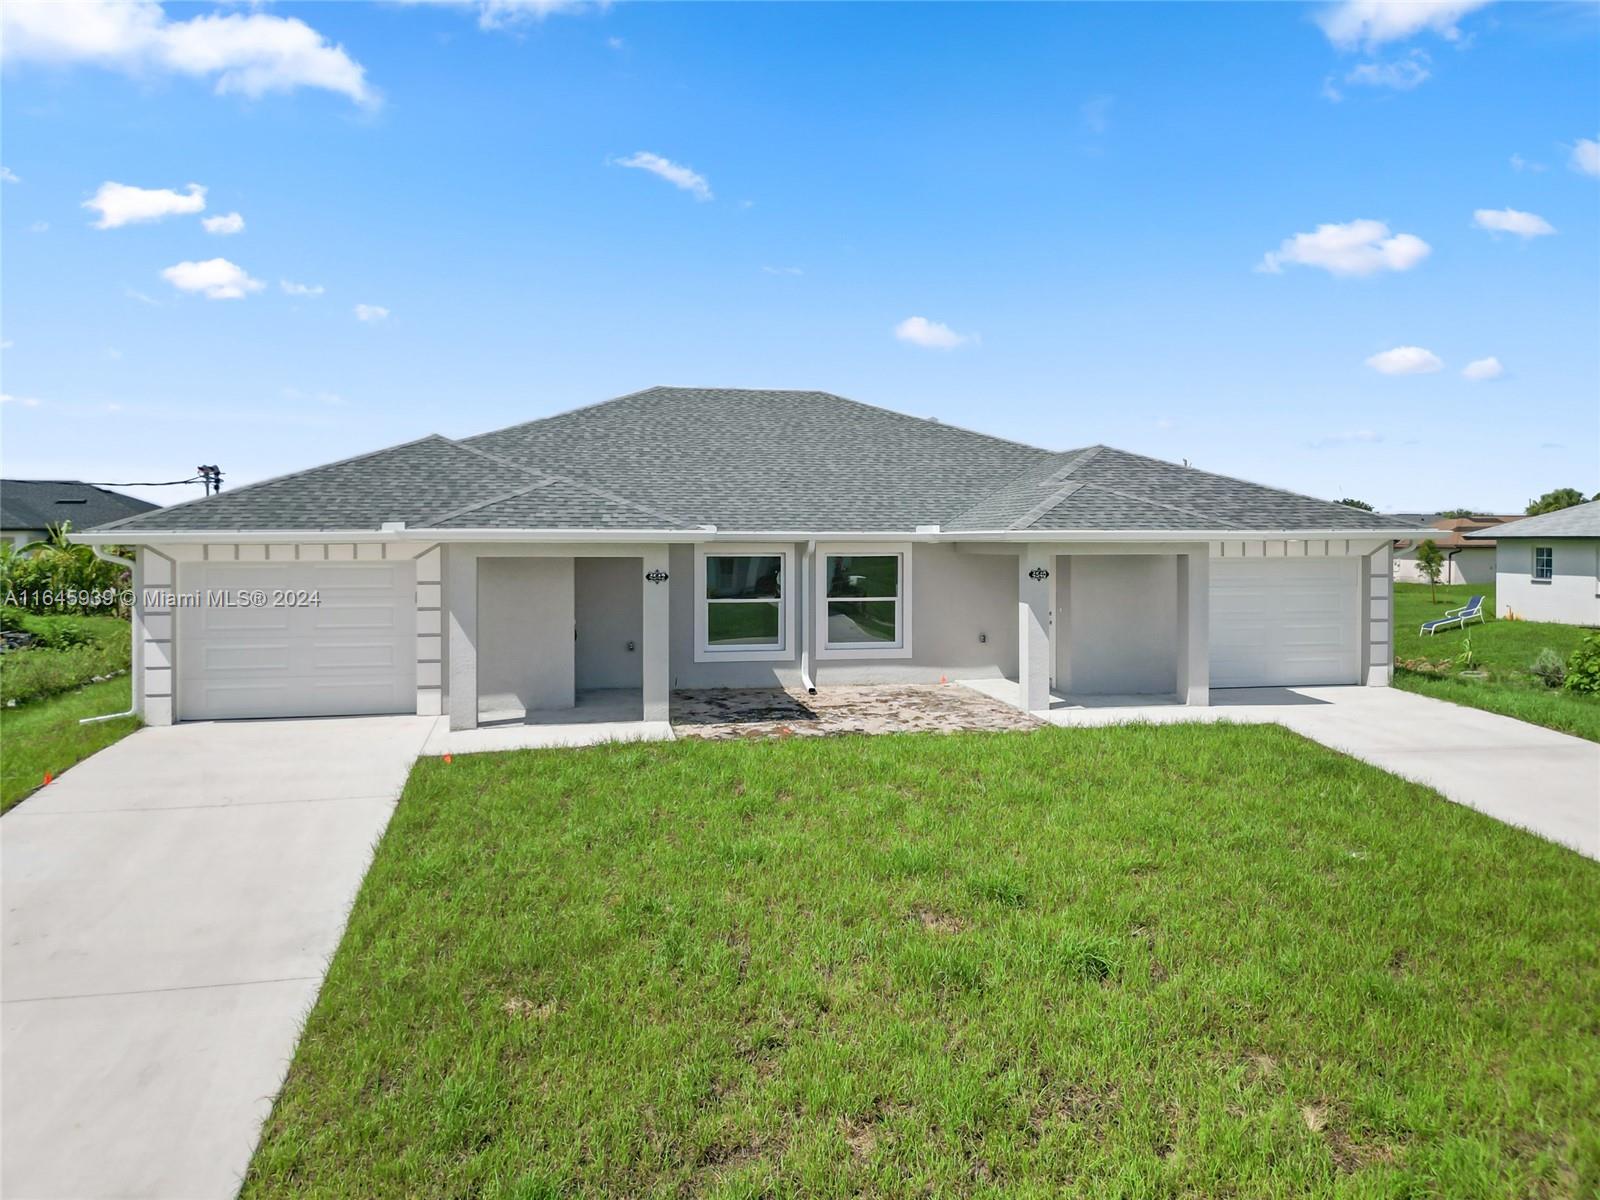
[
  {"x1": 177, "y1": 560, "x2": 416, "y2": 720},
  {"x1": 1209, "y1": 557, "x2": 1361, "y2": 688}
]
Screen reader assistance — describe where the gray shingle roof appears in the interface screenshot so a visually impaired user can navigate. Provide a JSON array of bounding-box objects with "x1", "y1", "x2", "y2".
[
  {"x1": 87, "y1": 387, "x2": 1403, "y2": 536},
  {"x1": 1467, "y1": 500, "x2": 1600, "y2": 539},
  {"x1": 2, "y1": 479, "x2": 157, "y2": 532}
]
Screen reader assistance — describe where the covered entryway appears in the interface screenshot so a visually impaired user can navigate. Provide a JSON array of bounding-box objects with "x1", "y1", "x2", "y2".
[
  {"x1": 1209, "y1": 557, "x2": 1361, "y2": 688},
  {"x1": 176, "y1": 560, "x2": 416, "y2": 720}
]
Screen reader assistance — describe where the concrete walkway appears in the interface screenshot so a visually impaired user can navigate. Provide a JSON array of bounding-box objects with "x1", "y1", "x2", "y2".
[
  {"x1": 1, "y1": 715, "x2": 437, "y2": 1200},
  {"x1": 962, "y1": 680, "x2": 1600, "y2": 859}
]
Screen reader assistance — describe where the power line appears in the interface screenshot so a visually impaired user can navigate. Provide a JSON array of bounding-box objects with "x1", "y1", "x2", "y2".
[{"x1": 13, "y1": 477, "x2": 205, "y2": 488}]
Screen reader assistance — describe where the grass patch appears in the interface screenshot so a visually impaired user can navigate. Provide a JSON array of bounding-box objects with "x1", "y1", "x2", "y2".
[
  {"x1": 1391, "y1": 583, "x2": 1599, "y2": 741},
  {"x1": 1, "y1": 607, "x2": 132, "y2": 707},
  {"x1": 0, "y1": 676, "x2": 139, "y2": 813},
  {"x1": 245, "y1": 726, "x2": 1600, "y2": 1198}
]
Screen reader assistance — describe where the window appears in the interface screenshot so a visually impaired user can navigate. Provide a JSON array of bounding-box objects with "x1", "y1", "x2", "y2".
[
  {"x1": 815, "y1": 544, "x2": 913, "y2": 658},
  {"x1": 1534, "y1": 546, "x2": 1554, "y2": 582},
  {"x1": 695, "y1": 546, "x2": 793, "y2": 661}
]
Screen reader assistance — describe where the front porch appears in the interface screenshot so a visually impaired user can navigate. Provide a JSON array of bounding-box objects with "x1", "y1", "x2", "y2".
[{"x1": 440, "y1": 541, "x2": 1217, "y2": 734}]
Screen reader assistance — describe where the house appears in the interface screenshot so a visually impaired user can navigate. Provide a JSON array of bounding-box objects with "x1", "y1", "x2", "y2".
[
  {"x1": 72, "y1": 387, "x2": 1425, "y2": 728},
  {"x1": 1, "y1": 479, "x2": 157, "y2": 547},
  {"x1": 1466, "y1": 500, "x2": 1600, "y2": 626},
  {"x1": 1393, "y1": 515, "x2": 1518, "y2": 585}
]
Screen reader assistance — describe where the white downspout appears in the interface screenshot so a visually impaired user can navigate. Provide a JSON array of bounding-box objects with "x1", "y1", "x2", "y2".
[
  {"x1": 799, "y1": 539, "x2": 817, "y2": 694},
  {"x1": 80, "y1": 545, "x2": 139, "y2": 724}
]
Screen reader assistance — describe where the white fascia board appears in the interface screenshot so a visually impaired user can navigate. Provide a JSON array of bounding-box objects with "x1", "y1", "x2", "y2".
[
  {"x1": 70, "y1": 524, "x2": 1436, "y2": 546},
  {"x1": 69, "y1": 527, "x2": 712, "y2": 546}
]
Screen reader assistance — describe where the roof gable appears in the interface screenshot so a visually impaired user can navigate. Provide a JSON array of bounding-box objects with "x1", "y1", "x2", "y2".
[
  {"x1": 1472, "y1": 500, "x2": 1600, "y2": 539},
  {"x1": 1, "y1": 480, "x2": 157, "y2": 532}
]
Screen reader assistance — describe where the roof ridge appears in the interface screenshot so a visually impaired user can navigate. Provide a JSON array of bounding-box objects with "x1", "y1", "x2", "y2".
[
  {"x1": 460, "y1": 385, "x2": 671, "y2": 448},
  {"x1": 414, "y1": 478, "x2": 556, "y2": 528},
  {"x1": 467, "y1": 386, "x2": 1057, "y2": 459},
  {"x1": 86, "y1": 434, "x2": 453, "y2": 533},
  {"x1": 1011, "y1": 480, "x2": 1086, "y2": 530},
  {"x1": 1077, "y1": 480, "x2": 1245, "y2": 528},
  {"x1": 439, "y1": 436, "x2": 694, "y2": 529},
  {"x1": 941, "y1": 444, "x2": 1099, "y2": 528},
  {"x1": 1086, "y1": 445, "x2": 1391, "y2": 528}
]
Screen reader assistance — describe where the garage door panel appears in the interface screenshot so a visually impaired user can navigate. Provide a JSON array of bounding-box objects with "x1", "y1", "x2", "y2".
[
  {"x1": 200, "y1": 643, "x2": 293, "y2": 672},
  {"x1": 312, "y1": 605, "x2": 407, "y2": 632},
  {"x1": 178, "y1": 562, "x2": 416, "y2": 720},
  {"x1": 1210, "y1": 558, "x2": 1360, "y2": 688},
  {"x1": 309, "y1": 641, "x2": 407, "y2": 671}
]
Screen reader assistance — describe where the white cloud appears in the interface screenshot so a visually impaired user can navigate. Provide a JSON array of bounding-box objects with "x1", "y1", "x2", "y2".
[
  {"x1": 160, "y1": 257, "x2": 264, "y2": 300},
  {"x1": 1366, "y1": 345, "x2": 1443, "y2": 375},
  {"x1": 395, "y1": 1, "x2": 603, "y2": 31},
  {"x1": 1, "y1": 392, "x2": 43, "y2": 408},
  {"x1": 28, "y1": 221, "x2": 49, "y2": 234},
  {"x1": 202, "y1": 211, "x2": 244, "y2": 235},
  {"x1": 1309, "y1": 429, "x2": 1382, "y2": 449},
  {"x1": 1509, "y1": 153, "x2": 1545, "y2": 173},
  {"x1": 894, "y1": 316, "x2": 975, "y2": 350},
  {"x1": 1571, "y1": 137, "x2": 1600, "y2": 178},
  {"x1": 606, "y1": 36, "x2": 624, "y2": 50},
  {"x1": 1316, "y1": 1, "x2": 1493, "y2": 50},
  {"x1": 123, "y1": 286, "x2": 161, "y2": 306},
  {"x1": 1343, "y1": 51, "x2": 1430, "y2": 90},
  {"x1": 1461, "y1": 356, "x2": 1504, "y2": 381},
  {"x1": 612, "y1": 151, "x2": 712, "y2": 201},
  {"x1": 1472, "y1": 207, "x2": 1556, "y2": 237},
  {"x1": 1258, "y1": 218, "x2": 1430, "y2": 277},
  {"x1": 0, "y1": 166, "x2": 18, "y2": 184},
  {"x1": 354, "y1": 303, "x2": 390, "y2": 322},
  {"x1": 1080, "y1": 95, "x2": 1113, "y2": 136},
  {"x1": 84, "y1": 180, "x2": 206, "y2": 229},
  {"x1": 762, "y1": 265, "x2": 803, "y2": 276},
  {"x1": 0, "y1": 0, "x2": 376, "y2": 107},
  {"x1": 280, "y1": 279, "x2": 325, "y2": 297}
]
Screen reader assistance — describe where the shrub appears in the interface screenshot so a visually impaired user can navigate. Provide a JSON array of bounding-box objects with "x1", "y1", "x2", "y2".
[
  {"x1": 0, "y1": 535, "x2": 130, "y2": 616},
  {"x1": 1530, "y1": 649, "x2": 1567, "y2": 689},
  {"x1": 1564, "y1": 633, "x2": 1600, "y2": 696}
]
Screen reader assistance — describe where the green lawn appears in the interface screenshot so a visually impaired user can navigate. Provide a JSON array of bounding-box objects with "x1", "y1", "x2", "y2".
[
  {"x1": 0, "y1": 676, "x2": 140, "y2": 813},
  {"x1": 1391, "y1": 583, "x2": 1600, "y2": 741},
  {"x1": 245, "y1": 728, "x2": 1600, "y2": 1198}
]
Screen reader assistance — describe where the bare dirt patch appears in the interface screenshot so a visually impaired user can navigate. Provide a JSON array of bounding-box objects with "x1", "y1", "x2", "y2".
[{"x1": 912, "y1": 907, "x2": 969, "y2": 934}]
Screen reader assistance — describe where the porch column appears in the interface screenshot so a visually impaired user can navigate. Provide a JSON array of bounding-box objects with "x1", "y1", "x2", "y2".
[
  {"x1": 446, "y1": 546, "x2": 480, "y2": 731},
  {"x1": 1175, "y1": 549, "x2": 1209, "y2": 706},
  {"x1": 641, "y1": 546, "x2": 671, "y2": 722},
  {"x1": 1017, "y1": 544, "x2": 1053, "y2": 713}
]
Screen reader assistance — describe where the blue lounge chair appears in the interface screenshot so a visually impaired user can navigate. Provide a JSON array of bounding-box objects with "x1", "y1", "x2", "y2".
[{"x1": 1420, "y1": 595, "x2": 1485, "y2": 635}]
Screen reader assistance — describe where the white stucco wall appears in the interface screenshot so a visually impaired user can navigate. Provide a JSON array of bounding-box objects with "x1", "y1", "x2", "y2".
[
  {"x1": 1055, "y1": 554, "x2": 1179, "y2": 695},
  {"x1": 1394, "y1": 545, "x2": 1495, "y2": 585},
  {"x1": 575, "y1": 556, "x2": 643, "y2": 690},
  {"x1": 477, "y1": 556, "x2": 575, "y2": 716},
  {"x1": 666, "y1": 540, "x2": 1019, "y2": 688},
  {"x1": 1496, "y1": 537, "x2": 1600, "y2": 626}
]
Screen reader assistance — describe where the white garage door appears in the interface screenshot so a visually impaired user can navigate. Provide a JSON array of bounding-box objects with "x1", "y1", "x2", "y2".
[
  {"x1": 1209, "y1": 557, "x2": 1361, "y2": 688},
  {"x1": 177, "y1": 561, "x2": 416, "y2": 720}
]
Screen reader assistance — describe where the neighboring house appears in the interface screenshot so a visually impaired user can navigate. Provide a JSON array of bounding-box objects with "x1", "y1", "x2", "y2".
[
  {"x1": 1393, "y1": 515, "x2": 1519, "y2": 585},
  {"x1": 1, "y1": 479, "x2": 158, "y2": 547},
  {"x1": 73, "y1": 387, "x2": 1427, "y2": 727},
  {"x1": 1467, "y1": 501, "x2": 1600, "y2": 626}
]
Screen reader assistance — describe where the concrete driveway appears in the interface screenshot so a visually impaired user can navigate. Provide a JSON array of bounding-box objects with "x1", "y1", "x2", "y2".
[
  {"x1": 1, "y1": 715, "x2": 437, "y2": 1200},
  {"x1": 1018, "y1": 684, "x2": 1600, "y2": 860}
]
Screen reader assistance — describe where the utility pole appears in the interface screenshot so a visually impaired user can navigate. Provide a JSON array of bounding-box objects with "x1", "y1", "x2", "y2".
[{"x1": 196, "y1": 465, "x2": 224, "y2": 494}]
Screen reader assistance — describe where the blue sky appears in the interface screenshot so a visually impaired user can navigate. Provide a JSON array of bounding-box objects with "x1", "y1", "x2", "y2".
[{"x1": 2, "y1": 0, "x2": 1596, "y2": 514}]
